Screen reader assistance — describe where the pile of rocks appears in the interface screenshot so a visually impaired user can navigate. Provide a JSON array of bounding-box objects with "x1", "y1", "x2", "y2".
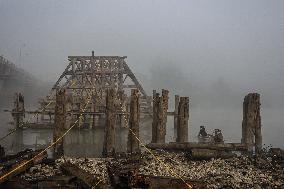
[
  {"x1": 59, "y1": 157, "x2": 111, "y2": 183},
  {"x1": 21, "y1": 157, "x2": 111, "y2": 183},
  {"x1": 138, "y1": 151, "x2": 284, "y2": 188},
  {"x1": 21, "y1": 163, "x2": 61, "y2": 181},
  {"x1": 20, "y1": 149, "x2": 283, "y2": 188}
]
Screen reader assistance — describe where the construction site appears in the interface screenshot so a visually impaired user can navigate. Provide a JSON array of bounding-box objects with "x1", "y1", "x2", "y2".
[
  {"x1": 0, "y1": 51, "x2": 283, "y2": 189},
  {"x1": 1, "y1": 1, "x2": 284, "y2": 188}
]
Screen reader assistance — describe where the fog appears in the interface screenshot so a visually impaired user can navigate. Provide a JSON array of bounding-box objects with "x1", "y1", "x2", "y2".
[{"x1": 0, "y1": 0, "x2": 283, "y2": 148}]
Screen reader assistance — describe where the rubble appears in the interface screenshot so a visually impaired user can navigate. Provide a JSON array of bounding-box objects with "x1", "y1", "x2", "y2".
[
  {"x1": 1, "y1": 147, "x2": 283, "y2": 188},
  {"x1": 137, "y1": 151, "x2": 284, "y2": 189}
]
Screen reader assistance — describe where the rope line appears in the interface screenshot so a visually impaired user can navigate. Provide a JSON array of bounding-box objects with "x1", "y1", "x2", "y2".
[
  {"x1": 0, "y1": 80, "x2": 106, "y2": 188},
  {"x1": 106, "y1": 92, "x2": 192, "y2": 188},
  {"x1": 0, "y1": 86, "x2": 191, "y2": 189},
  {"x1": 0, "y1": 95, "x2": 90, "y2": 183},
  {"x1": 128, "y1": 128, "x2": 192, "y2": 189}
]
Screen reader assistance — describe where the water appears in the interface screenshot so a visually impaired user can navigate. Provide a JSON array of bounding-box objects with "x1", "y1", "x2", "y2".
[
  {"x1": 0, "y1": 117, "x2": 153, "y2": 157},
  {"x1": 1, "y1": 128, "x2": 128, "y2": 157},
  {"x1": 0, "y1": 107, "x2": 283, "y2": 158}
]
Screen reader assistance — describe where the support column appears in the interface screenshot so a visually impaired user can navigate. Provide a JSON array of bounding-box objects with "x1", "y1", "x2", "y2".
[
  {"x1": 127, "y1": 89, "x2": 140, "y2": 153},
  {"x1": 158, "y1": 89, "x2": 169, "y2": 143},
  {"x1": 151, "y1": 89, "x2": 169, "y2": 143},
  {"x1": 151, "y1": 90, "x2": 158, "y2": 143},
  {"x1": 65, "y1": 94, "x2": 73, "y2": 129},
  {"x1": 241, "y1": 93, "x2": 262, "y2": 153},
  {"x1": 53, "y1": 89, "x2": 67, "y2": 158},
  {"x1": 176, "y1": 97, "x2": 189, "y2": 142},
  {"x1": 174, "y1": 95, "x2": 180, "y2": 140},
  {"x1": 12, "y1": 93, "x2": 25, "y2": 128},
  {"x1": 91, "y1": 96, "x2": 95, "y2": 128},
  {"x1": 103, "y1": 88, "x2": 116, "y2": 157}
]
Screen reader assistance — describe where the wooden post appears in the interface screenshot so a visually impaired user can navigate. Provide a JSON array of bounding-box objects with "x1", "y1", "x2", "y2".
[
  {"x1": 184, "y1": 97, "x2": 189, "y2": 141},
  {"x1": 158, "y1": 89, "x2": 169, "y2": 143},
  {"x1": 151, "y1": 90, "x2": 158, "y2": 143},
  {"x1": 53, "y1": 88, "x2": 67, "y2": 158},
  {"x1": 152, "y1": 89, "x2": 169, "y2": 143},
  {"x1": 176, "y1": 97, "x2": 189, "y2": 142},
  {"x1": 242, "y1": 93, "x2": 262, "y2": 153},
  {"x1": 12, "y1": 93, "x2": 25, "y2": 128},
  {"x1": 65, "y1": 94, "x2": 73, "y2": 129},
  {"x1": 117, "y1": 90, "x2": 126, "y2": 128},
  {"x1": 174, "y1": 95, "x2": 179, "y2": 140},
  {"x1": 92, "y1": 95, "x2": 96, "y2": 128},
  {"x1": 176, "y1": 97, "x2": 185, "y2": 143},
  {"x1": 103, "y1": 88, "x2": 116, "y2": 157},
  {"x1": 127, "y1": 89, "x2": 140, "y2": 153}
]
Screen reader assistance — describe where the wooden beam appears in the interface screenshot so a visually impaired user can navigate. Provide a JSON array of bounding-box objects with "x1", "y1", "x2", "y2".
[
  {"x1": 61, "y1": 162, "x2": 101, "y2": 189},
  {"x1": 146, "y1": 142, "x2": 248, "y2": 151}
]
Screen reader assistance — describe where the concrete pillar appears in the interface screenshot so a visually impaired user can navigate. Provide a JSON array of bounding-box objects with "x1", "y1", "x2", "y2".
[
  {"x1": 103, "y1": 88, "x2": 116, "y2": 157},
  {"x1": 241, "y1": 93, "x2": 262, "y2": 153},
  {"x1": 176, "y1": 97, "x2": 189, "y2": 142},
  {"x1": 127, "y1": 89, "x2": 140, "y2": 153},
  {"x1": 53, "y1": 89, "x2": 67, "y2": 158}
]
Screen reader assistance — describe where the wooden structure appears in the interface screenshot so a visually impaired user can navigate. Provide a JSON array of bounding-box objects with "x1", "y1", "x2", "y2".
[
  {"x1": 11, "y1": 93, "x2": 25, "y2": 128},
  {"x1": 53, "y1": 89, "x2": 67, "y2": 158},
  {"x1": 151, "y1": 89, "x2": 169, "y2": 143},
  {"x1": 102, "y1": 88, "x2": 116, "y2": 157},
  {"x1": 176, "y1": 97, "x2": 189, "y2": 142},
  {"x1": 127, "y1": 89, "x2": 140, "y2": 153},
  {"x1": 24, "y1": 51, "x2": 151, "y2": 128},
  {"x1": 241, "y1": 93, "x2": 262, "y2": 153},
  {"x1": 173, "y1": 95, "x2": 179, "y2": 140}
]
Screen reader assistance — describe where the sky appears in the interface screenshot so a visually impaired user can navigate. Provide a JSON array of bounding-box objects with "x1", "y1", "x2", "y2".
[
  {"x1": 0, "y1": 0, "x2": 283, "y2": 84},
  {"x1": 0, "y1": 0, "x2": 283, "y2": 147}
]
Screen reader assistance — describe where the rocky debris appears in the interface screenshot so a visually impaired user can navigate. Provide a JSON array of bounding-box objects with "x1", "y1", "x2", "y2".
[
  {"x1": 21, "y1": 163, "x2": 62, "y2": 181},
  {"x1": 21, "y1": 157, "x2": 111, "y2": 184},
  {"x1": 16, "y1": 149, "x2": 284, "y2": 189},
  {"x1": 137, "y1": 150, "x2": 284, "y2": 189},
  {"x1": 58, "y1": 157, "x2": 111, "y2": 184}
]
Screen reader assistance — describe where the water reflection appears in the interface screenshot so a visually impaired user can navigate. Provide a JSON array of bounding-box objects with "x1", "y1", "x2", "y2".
[
  {"x1": 1, "y1": 117, "x2": 180, "y2": 157},
  {"x1": 8, "y1": 127, "x2": 128, "y2": 158}
]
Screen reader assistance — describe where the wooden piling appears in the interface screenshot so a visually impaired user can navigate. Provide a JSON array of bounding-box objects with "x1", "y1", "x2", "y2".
[
  {"x1": 158, "y1": 89, "x2": 169, "y2": 143},
  {"x1": 151, "y1": 90, "x2": 158, "y2": 143},
  {"x1": 65, "y1": 94, "x2": 73, "y2": 129},
  {"x1": 176, "y1": 97, "x2": 189, "y2": 142},
  {"x1": 53, "y1": 89, "x2": 67, "y2": 158},
  {"x1": 174, "y1": 95, "x2": 180, "y2": 140},
  {"x1": 103, "y1": 88, "x2": 116, "y2": 157},
  {"x1": 127, "y1": 89, "x2": 140, "y2": 153},
  {"x1": 151, "y1": 89, "x2": 169, "y2": 143},
  {"x1": 241, "y1": 93, "x2": 262, "y2": 153},
  {"x1": 12, "y1": 93, "x2": 25, "y2": 128}
]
